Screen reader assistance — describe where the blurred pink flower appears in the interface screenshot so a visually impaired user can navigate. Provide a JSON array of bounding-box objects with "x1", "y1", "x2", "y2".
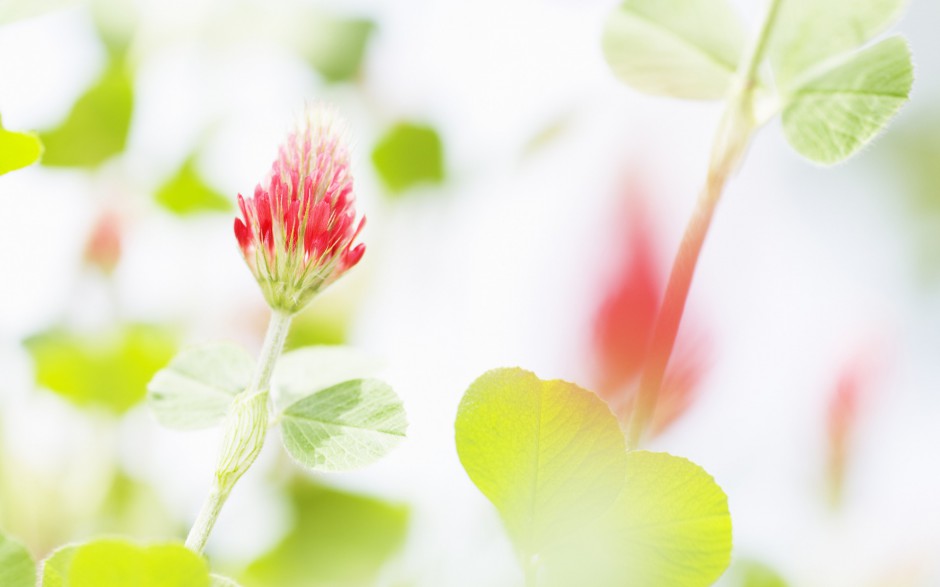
[
  {"x1": 83, "y1": 209, "x2": 123, "y2": 275},
  {"x1": 235, "y1": 105, "x2": 365, "y2": 313},
  {"x1": 591, "y1": 176, "x2": 710, "y2": 438}
]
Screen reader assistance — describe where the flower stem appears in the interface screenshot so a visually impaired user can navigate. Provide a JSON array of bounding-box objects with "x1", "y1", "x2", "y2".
[
  {"x1": 185, "y1": 309, "x2": 293, "y2": 553},
  {"x1": 625, "y1": 0, "x2": 783, "y2": 450}
]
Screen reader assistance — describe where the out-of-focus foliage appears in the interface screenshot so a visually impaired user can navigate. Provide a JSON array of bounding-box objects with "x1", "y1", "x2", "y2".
[
  {"x1": 371, "y1": 122, "x2": 445, "y2": 194},
  {"x1": 299, "y1": 11, "x2": 375, "y2": 83},
  {"x1": 285, "y1": 307, "x2": 347, "y2": 348},
  {"x1": 241, "y1": 480, "x2": 409, "y2": 587},
  {"x1": 147, "y1": 343, "x2": 254, "y2": 430},
  {"x1": 40, "y1": 60, "x2": 133, "y2": 168},
  {"x1": 781, "y1": 37, "x2": 913, "y2": 165},
  {"x1": 156, "y1": 156, "x2": 232, "y2": 215},
  {"x1": 726, "y1": 559, "x2": 788, "y2": 587},
  {"x1": 277, "y1": 375, "x2": 407, "y2": 471},
  {"x1": 880, "y1": 116, "x2": 940, "y2": 283},
  {"x1": 96, "y1": 471, "x2": 180, "y2": 540},
  {"x1": 601, "y1": 0, "x2": 746, "y2": 100},
  {"x1": 455, "y1": 368, "x2": 731, "y2": 586},
  {"x1": 0, "y1": 530, "x2": 35, "y2": 587},
  {"x1": 0, "y1": 0, "x2": 77, "y2": 24},
  {"x1": 284, "y1": 286, "x2": 358, "y2": 350},
  {"x1": 40, "y1": 539, "x2": 230, "y2": 586},
  {"x1": 25, "y1": 323, "x2": 178, "y2": 414},
  {"x1": 0, "y1": 115, "x2": 43, "y2": 175}
]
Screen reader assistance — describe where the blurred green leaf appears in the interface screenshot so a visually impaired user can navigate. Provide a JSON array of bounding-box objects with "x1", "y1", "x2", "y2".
[
  {"x1": 0, "y1": 0, "x2": 78, "y2": 24},
  {"x1": 91, "y1": 0, "x2": 138, "y2": 58},
  {"x1": 25, "y1": 323, "x2": 178, "y2": 414},
  {"x1": 544, "y1": 451, "x2": 731, "y2": 587},
  {"x1": 278, "y1": 377, "x2": 406, "y2": 471},
  {"x1": 769, "y1": 0, "x2": 905, "y2": 88},
  {"x1": 97, "y1": 470, "x2": 181, "y2": 539},
  {"x1": 729, "y1": 559, "x2": 788, "y2": 587},
  {"x1": 147, "y1": 343, "x2": 254, "y2": 429},
  {"x1": 371, "y1": 122, "x2": 444, "y2": 194},
  {"x1": 156, "y1": 156, "x2": 232, "y2": 215},
  {"x1": 781, "y1": 36, "x2": 913, "y2": 165},
  {"x1": 602, "y1": 0, "x2": 746, "y2": 100},
  {"x1": 0, "y1": 530, "x2": 35, "y2": 587},
  {"x1": 40, "y1": 60, "x2": 133, "y2": 168},
  {"x1": 0, "y1": 115, "x2": 43, "y2": 175},
  {"x1": 41, "y1": 540, "x2": 208, "y2": 587},
  {"x1": 270, "y1": 345, "x2": 380, "y2": 408},
  {"x1": 455, "y1": 368, "x2": 628, "y2": 560},
  {"x1": 209, "y1": 575, "x2": 241, "y2": 587},
  {"x1": 302, "y1": 13, "x2": 375, "y2": 83},
  {"x1": 285, "y1": 309, "x2": 346, "y2": 349},
  {"x1": 241, "y1": 480, "x2": 408, "y2": 587}
]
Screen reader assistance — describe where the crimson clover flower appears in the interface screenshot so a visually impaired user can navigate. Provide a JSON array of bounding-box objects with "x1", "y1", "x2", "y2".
[{"x1": 234, "y1": 105, "x2": 365, "y2": 313}]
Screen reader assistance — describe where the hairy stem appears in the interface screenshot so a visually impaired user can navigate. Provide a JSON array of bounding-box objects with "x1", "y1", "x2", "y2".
[
  {"x1": 625, "y1": 0, "x2": 783, "y2": 449},
  {"x1": 185, "y1": 309, "x2": 293, "y2": 553}
]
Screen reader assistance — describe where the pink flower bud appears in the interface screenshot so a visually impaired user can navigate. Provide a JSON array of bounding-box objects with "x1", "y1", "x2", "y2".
[{"x1": 234, "y1": 105, "x2": 366, "y2": 313}]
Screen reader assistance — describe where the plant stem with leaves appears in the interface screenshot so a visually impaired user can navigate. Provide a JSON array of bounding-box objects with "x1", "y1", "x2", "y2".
[
  {"x1": 626, "y1": 0, "x2": 784, "y2": 449},
  {"x1": 185, "y1": 310, "x2": 292, "y2": 553}
]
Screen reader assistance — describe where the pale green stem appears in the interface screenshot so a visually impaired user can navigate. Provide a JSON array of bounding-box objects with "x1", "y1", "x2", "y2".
[
  {"x1": 625, "y1": 0, "x2": 783, "y2": 449},
  {"x1": 185, "y1": 310, "x2": 293, "y2": 553}
]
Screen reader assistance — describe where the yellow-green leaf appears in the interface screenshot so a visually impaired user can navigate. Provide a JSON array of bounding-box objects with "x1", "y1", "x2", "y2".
[
  {"x1": 455, "y1": 368, "x2": 628, "y2": 559},
  {"x1": 41, "y1": 540, "x2": 209, "y2": 587},
  {"x1": 545, "y1": 451, "x2": 732, "y2": 587},
  {"x1": 303, "y1": 14, "x2": 375, "y2": 83},
  {"x1": 156, "y1": 156, "x2": 232, "y2": 215},
  {"x1": 40, "y1": 60, "x2": 133, "y2": 168},
  {"x1": 371, "y1": 122, "x2": 444, "y2": 194},
  {"x1": 241, "y1": 480, "x2": 408, "y2": 587},
  {"x1": 602, "y1": 0, "x2": 746, "y2": 100},
  {"x1": 0, "y1": 531, "x2": 35, "y2": 587},
  {"x1": 455, "y1": 369, "x2": 732, "y2": 586},
  {"x1": 781, "y1": 36, "x2": 913, "y2": 165},
  {"x1": 25, "y1": 323, "x2": 178, "y2": 414},
  {"x1": 0, "y1": 115, "x2": 43, "y2": 175}
]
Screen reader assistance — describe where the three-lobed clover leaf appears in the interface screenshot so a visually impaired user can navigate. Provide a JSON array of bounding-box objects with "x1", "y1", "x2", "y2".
[
  {"x1": 147, "y1": 344, "x2": 406, "y2": 472},
  {"x1": 40, "y1": 539, "x2": 241, "y2": 587},
  {"x1": 602, "y1": 0, "x2": 914, "y2": 165},
  {"x1": 455, "y1": 367, "x2": 731, "y2": 586},
  {"x1": 0, "y1": 530, "x2": 35, "y2": 587}
]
